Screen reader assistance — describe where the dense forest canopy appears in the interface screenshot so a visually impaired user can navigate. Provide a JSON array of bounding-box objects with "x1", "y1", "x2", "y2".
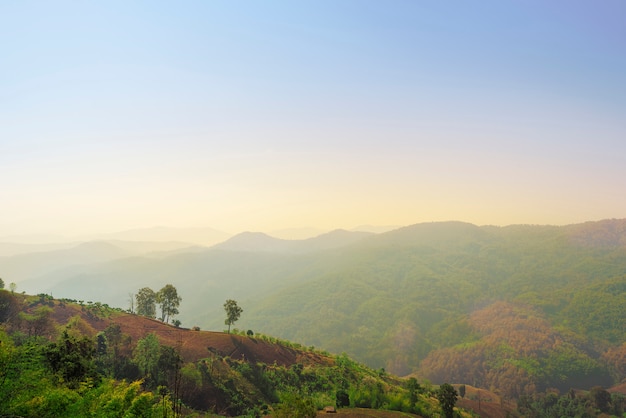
[{"x1": 241, "y1": 220, "x2": 626, "y2": 398}]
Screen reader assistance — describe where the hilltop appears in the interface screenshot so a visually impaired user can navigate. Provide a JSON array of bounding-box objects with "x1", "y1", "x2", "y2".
[
  {"x1": 0, "y1": 290, "x2": 478, "y2": 417},
  {"x1": 44, "y1": 299, "x2": 330, "y2": 368}
]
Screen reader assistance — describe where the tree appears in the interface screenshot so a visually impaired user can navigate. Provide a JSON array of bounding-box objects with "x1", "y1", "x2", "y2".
[
  {"x1": 0, "y1": 290, "x2": 20, "y2": 324},
  {"x1": 9, "y1": 283, "x2": 16, "y2": 293},
  {"x1": 274, "y1": 393, "x2": 316, "y2": 418},
  {"x1": 590, "y1": 386, "x2": 611, "y2": 413},
  {"x1": 407, "y1": 377, "x2": 421, "y2": 409},
  {"x1": 458, "y1": 383, "x2": 466, "y2": 399},
  {"x1": 157, "y1": 344, "x2": 183, "y2": 412},
  {"x1": 0, "y1": 278, "x2": 4, "y2": 289},
  {"x1": 135, "y1": 287, "x2": 156, "y2": 318},
  {"x1": 436, "y1": 383, "x2": 458, "y2": 418},
  {"x1": 156, "y1": 284, "x2": 182, "y2": 323},
  {"x1": 20, "y1": 305, "x2": 54, "y2": 337},
  {"x1": 133, "y1": 333, "x2": 160, "y2": 387},
  {"x1": 44, "y1": 331, "x2": 97, "y2": 388},
  {"x1": 224, "y1": 299, "x2": 242, "y2": 334},
  {"x1": 128, "y1": 292, "x2": 135, "y2": 313},
  {"x1": 336, "y1": 389, "x2": 350, "y2": 408}
]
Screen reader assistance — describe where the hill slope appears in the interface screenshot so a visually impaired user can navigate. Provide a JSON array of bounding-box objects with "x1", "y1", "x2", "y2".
[
  {"x1": 1, "y1": 291, "x2": 472, "y2": 417},
  {"x1": 242, "y1": 220, "x2": 626, "y2": 396},
  {"x1": 9, "y1": 219, "x2": 626, "y2": 401}
]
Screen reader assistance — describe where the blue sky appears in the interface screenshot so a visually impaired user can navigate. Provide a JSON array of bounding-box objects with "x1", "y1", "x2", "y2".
[{"x1": 1, "y1": 1, "x2": 625, "y2": 237}]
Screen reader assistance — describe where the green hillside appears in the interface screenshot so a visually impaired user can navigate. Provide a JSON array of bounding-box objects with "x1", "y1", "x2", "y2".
[
  {"x1": 0, "y1": 290, "x2": 470, "y2": 417},
  {"x1": 8, "y1": 219, "x2": 626, "y2": 403},
  {"x1": 241, "y1": 220, "x2": 626, "y2": 397}
]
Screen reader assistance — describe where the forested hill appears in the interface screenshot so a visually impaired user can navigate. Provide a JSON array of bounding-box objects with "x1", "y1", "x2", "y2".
[
  {"x1": 241, "y1": 219, "x2": 626, "y2": 398},
  {"x1": 0, "y1": 291, "x2": 474, "y2": 417},
  {"x1": 7, "y1": 219, "x2": 626, "y2": 403}
]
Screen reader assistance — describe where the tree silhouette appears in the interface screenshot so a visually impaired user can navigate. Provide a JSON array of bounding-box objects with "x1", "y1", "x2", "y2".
[
  {"x1": 436, "y1": 383, "x2": 458, "y2": 418},
  {"x1": 224, "y1": 299, "x2": 242, "y2": 334},
  {"x1": 156, "y1": 284, "x2": 182, "y2": 323},
  {"x1": 135, "y1": 287, "x2": 156, "y2": 318}
]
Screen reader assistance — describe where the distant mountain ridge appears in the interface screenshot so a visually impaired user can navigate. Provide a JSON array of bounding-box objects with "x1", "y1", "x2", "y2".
[
  {"x1": 84, "y1": 226, "x2": 231, "y2": 246},
  {"x1": 565, "y1": 218, "x2": 626, "y2": 247},
  {"x1": 212, "y1": 229, "x2": 374, "y2": 253},
  {"x1": 0, "y1": 241, "x2": 78, "y2": 257},
  {"x1": 0, "y1": 241, "x2": 133, "y2": 284},
  {"x1": 2, "y1": 240, "x2": 197, "y2": 293},
  {"x1": 361, "y1": 221, "x2": 488, "y2": 247}
]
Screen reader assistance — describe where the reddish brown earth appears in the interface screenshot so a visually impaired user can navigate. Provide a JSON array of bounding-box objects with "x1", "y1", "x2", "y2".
[
  {"x1": 454, "y1": 385, "x2": 520, "y2": 418},
  {"x1": 315, "y1": 409, "x2": 420, "y2": 417},
  {"x1": 48, "y1": 301, "x2": 333, "y2": 366},
  {"x1": 608, "y1": 382, "x2": 626, "y2": 395},
  {"x1": 41, "y1": 300, "x2": 554, "y2": 418}
]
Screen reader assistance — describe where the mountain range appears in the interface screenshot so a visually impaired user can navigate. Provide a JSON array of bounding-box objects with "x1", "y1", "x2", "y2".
[{"x1": 2, "y1": 219, "x2": 626, "y2": 400}]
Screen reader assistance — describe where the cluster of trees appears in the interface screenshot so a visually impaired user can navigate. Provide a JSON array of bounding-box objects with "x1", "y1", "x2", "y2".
[
  {"x1": 1, "y1": 288, "x2": 471, "y2": 417},
  {"x1": 0, "y1": 325, "x2": 185, "y2": 417},
  {"x1": 0, "y1": 277, "x2": 17, "y2": 293},
  {"x1": 133, "y1": 284, "x2": 182, "y2": 324},
  {"x1": 420, "y1": 301, "x2": 612, "y2": 399},
  {"x1": 132, "y1": 286, "x2": 244, "y2": 335},
  {"x1": 518, "y1": 386, "x2": 626, "y2": 417},
  {"x1": 0, "y1": 292, "x2": 175, "y2": 416}
]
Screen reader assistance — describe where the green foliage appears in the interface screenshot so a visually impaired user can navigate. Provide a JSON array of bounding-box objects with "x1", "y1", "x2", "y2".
[
  {"x1": 589, "y1": 385, "x2": 611, "y2": 413},
  {"x1": 135, "y1": 287, "x2": 157, "y2": 318},
  {"x1": 133, "y1": 333, "x2": 160, "y2": 387},
  {"x1": 274, "y1": 392, "x2": 316, "y2": 418},
  {"x1": 0, "y1": 330, "x2": 44, "y2": 411},
  {"x1": 44, "y1": 330, "x2": 98, "y2": 388},
  {"x1": 518, "y1": 387, "x2": 626, "y2": 417},
  {"x1": 0, "y1": 328, "x2": 164, "y2": 418},
  {"x1": 0, "y1": 293, "x2": 454, "y2": 418},
  {"x1": 19, "y1": 305, "x2": 54, "y2": 337},
  {"x1": 224, "y1": 299, "x2": 243, "y2": 333},
  {"x1": 560, "y1": 276, "x2": 626, "y2": 344},
  {"x1": 336, "y1": 389, "x2": 349, "y2": 407},
  {"x1": 240, "y1": 222, "x2": 626, "y2": 394},
  {"x1": 156, "y1": 284, "x2": 182, "y2": 323},
  {"x1": 0, "y1": 289, "x2": 21, "y2": 323},
  {"x1": 407, "y1": 377, "x2": 421, "y2": 408},
  {"x1": 436, "y1": 383, "x2": 458, "y2": 418}
]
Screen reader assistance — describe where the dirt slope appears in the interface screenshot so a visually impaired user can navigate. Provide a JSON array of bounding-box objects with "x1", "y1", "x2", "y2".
[{"x1": 48, "y1": 301, "x2": 333, "y2": 366}]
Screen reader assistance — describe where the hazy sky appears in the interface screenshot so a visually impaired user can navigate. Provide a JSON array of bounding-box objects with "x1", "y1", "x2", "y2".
[{"x1": 1, "y1": 1, "x2": 625, "y2": 237}]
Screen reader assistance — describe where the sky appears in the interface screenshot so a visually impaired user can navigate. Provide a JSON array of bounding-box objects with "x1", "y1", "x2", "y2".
[{"x1": 1, "y1": 1, "x2": 625, "y2": 239}]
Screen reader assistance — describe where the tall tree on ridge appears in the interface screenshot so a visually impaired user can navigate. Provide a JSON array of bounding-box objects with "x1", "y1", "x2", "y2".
[
  {"x1": 224, "y1": 299, "x2": 243, "y2": 334},
  {"x1": 136, "y1": 287, "x2": 157, "y2": 318},
  {"x1": 156, "y1": 284, "x2": 181, "y2": 323}
]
